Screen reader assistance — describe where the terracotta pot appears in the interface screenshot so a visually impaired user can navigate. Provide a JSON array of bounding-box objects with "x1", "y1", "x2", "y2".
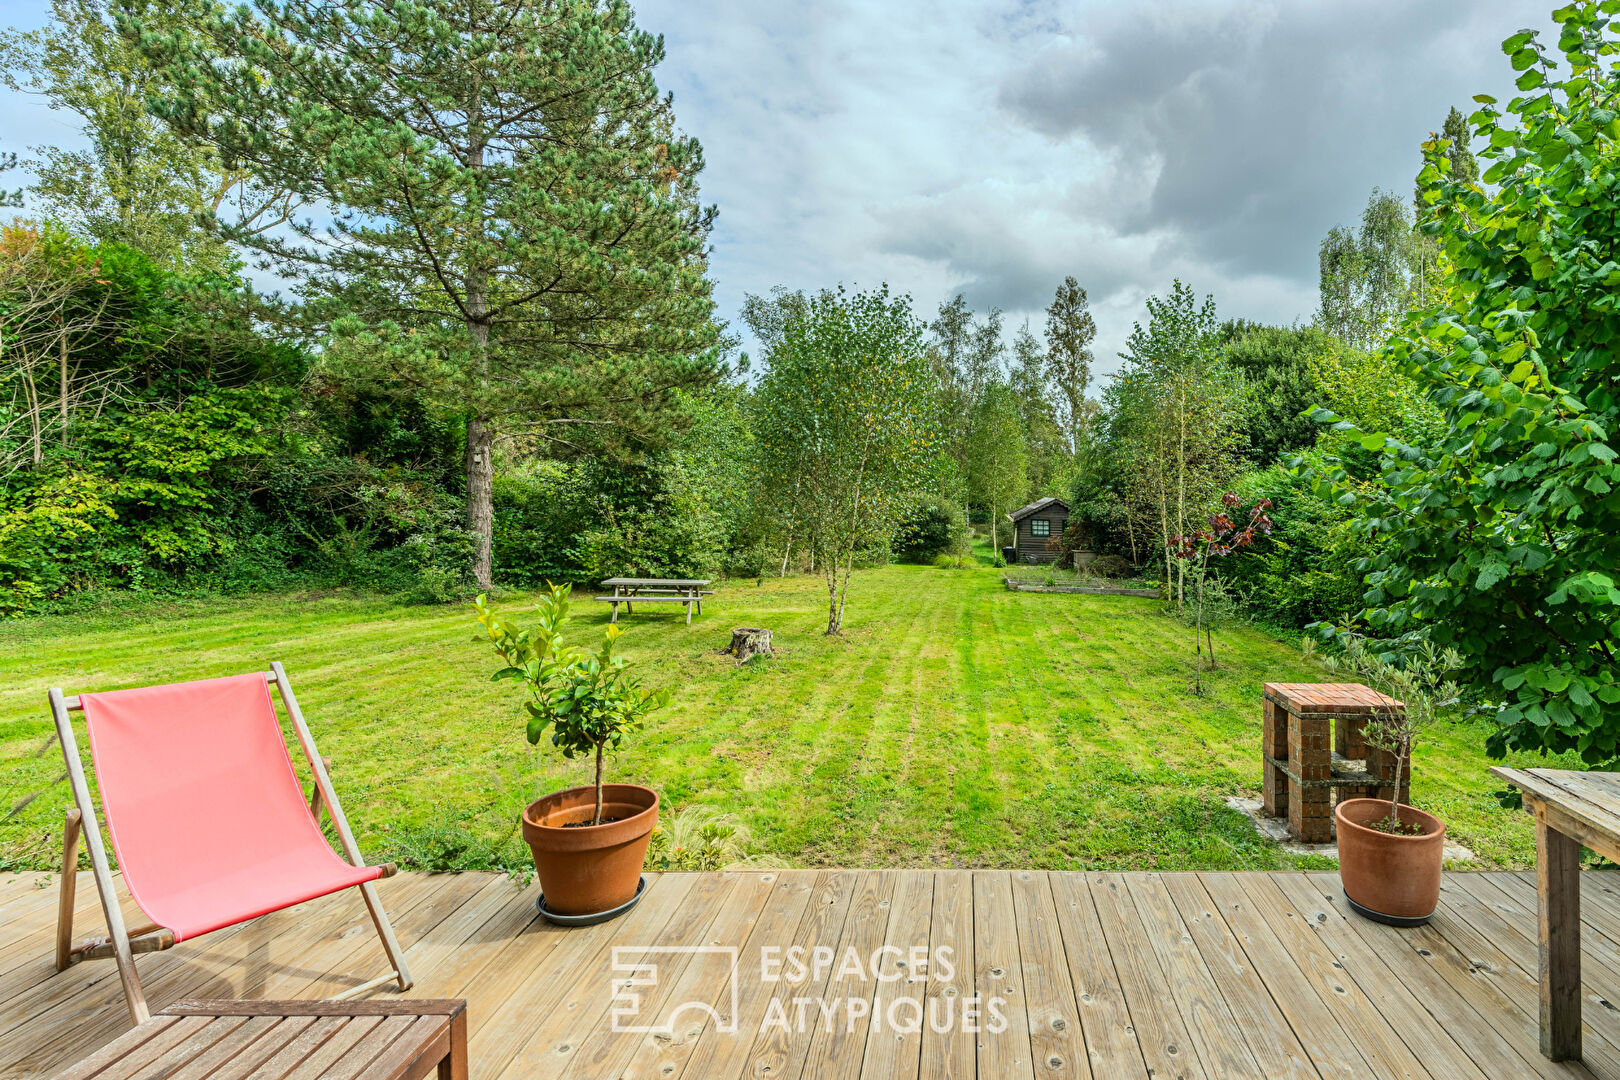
[
  {"x1": 521, "y1": 784, "x2": 658, "y2": 916},
  {"x1": 1335, "y1": 797, "x2": 1445, "y2": 924}
]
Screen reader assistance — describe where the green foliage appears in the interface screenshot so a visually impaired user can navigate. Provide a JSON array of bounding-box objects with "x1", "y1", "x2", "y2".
[
  {"x1": 134, "y1": 0, "x2": 724, "y2": 586},
  {"x1": 1222, "y1": 458, "x2": 1368, "y2": 629},
  {"x1": 475, "y1": 584, "x2": 671, "y2": 823},
  {"x1": 1307, "y1": 630, "x2": 1462, "y2": 824},
  {"x1": 1044, "y1": 276, "x2": 1096, "y2": 452},
  {"x1": 896, "y1": 499, "x2": 967, "y2": 563},
  {"x1": 1222, "y1": 324, "x2": 1340, "y2": 462},
  {"x1": 0, "y1": 0, "x2": 268, "y2": 270},
  {"x1": 753, "y1": 285, "x2": 944, "y2": 633},
  {"x1": 968, "y1": 381, "x2": 1029, "y2": 549},
  {"x1": 647, "y1": 805, "x2": 756, "y2": 871},
  {"x1": 493, "y1": 388, "x2": 752, "y2": 583},
  {"x1": 1107, "y1": 281, "x2": 1252, "y2": 601},
  {"x1": 1315, "y1": 2, "x2": 1620, "y2": 765},
  {"x1": 1316, "y1": 188, "x2": 1436, "y2": 350},
  {"x1": 380, "y1": 804, "x2": 533, "y2": 885}
]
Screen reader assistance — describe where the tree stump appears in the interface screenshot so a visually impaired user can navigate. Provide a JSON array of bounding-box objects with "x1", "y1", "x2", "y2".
[{"x1": 726, "y1": 627, "x2": 773, "y2": 663}]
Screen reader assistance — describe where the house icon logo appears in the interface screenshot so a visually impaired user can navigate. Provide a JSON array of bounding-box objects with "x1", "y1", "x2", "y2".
[{"x1": 610, "y1": 946, "x2": 740, "y2": 1034}]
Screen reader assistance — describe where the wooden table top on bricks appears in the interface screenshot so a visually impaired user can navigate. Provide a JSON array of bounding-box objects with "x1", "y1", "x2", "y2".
[
  {"x1": 48, "y1": 999, "x2": 467, "y2": 1080},
  {"x1": 1262, "y1": 682, "x2": 1405, "y2": 845},
  {"x1": 1491, "y1": 767, "x2": 1620, "y2": 1063}
]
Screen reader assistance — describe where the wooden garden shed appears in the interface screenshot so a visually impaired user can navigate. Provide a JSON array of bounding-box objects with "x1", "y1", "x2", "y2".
[{"x1": 1007, "y1": 496, "x2": 1069, "y2": 564}]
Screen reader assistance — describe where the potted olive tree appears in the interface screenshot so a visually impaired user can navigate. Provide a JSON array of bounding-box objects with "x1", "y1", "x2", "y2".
[
  {"x1": 1309, "y1": 630, "x2": 1462, "y2": 925},
  {"x1": 475, "y1": 584, "x2": 670, "y2": 921}
]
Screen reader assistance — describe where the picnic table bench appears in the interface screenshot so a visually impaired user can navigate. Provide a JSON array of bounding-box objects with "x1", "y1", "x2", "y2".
[
  {"x1": 1491, "y1": 766, "x2": 1620, "y2": 1061},
  {"x1": 594, "y1": 578, "x2": 713, "y2": 625}
]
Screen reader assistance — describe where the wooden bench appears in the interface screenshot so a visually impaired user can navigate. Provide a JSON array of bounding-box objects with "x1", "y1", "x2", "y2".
[
  {"x1": 1491, "y1": 767, "x2": 1620, "y2": 1061},
  {"x1": 48, "y1": 999, "x2": 466, "y2": 1080},
  {"x1": 594, "y1": 578, "x2": 713, "y2": 625}
]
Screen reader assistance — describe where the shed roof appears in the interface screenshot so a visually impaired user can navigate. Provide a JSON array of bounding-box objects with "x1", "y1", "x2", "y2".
[{"x1": 1007, "y1": 496, "x2": 1070, "y2": 522}]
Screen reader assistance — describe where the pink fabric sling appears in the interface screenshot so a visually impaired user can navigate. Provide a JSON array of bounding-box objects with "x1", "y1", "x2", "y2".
[{"x1": 79, "y1": 673, "x2": 381, "y2": 942}]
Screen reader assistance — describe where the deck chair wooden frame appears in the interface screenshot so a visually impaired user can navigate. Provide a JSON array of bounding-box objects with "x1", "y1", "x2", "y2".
[{"x1": 48, "y1": 661, "x2": 413, "y2": 1025}]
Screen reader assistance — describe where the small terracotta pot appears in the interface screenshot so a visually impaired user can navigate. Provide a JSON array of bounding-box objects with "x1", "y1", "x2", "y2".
[
  {"x1": 1335, "y1": 798, "x2": 1445, "y2": 924},
  {"x1": 521, "y1": 784, "x2": 658, "y2": 916}
]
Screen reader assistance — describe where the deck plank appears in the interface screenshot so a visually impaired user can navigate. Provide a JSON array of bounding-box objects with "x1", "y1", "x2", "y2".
[
  {"x1": 1429, "y1": 874, "x2": 1620, "y2": 1078},
  {"x1": 739, "y1": 870, "x2": 860, "y2": 1080},
  {"x1": 857, "y1": 869, "x2": 932, "y2": 1080},
  {"x1": 1046, "y1": 873, "x2": 1147, "y2": 1080},
  {"x1": 1008, "y1": 871, "x2": 1089, "y2": 1080},
  {"x1": 1294, "y1": 873, "x2": 1590, "y2": 1080},
  {"x1": 551, "y1": 871, "x2": 773, "y2": 1080},
  {"x1": 797, "y1": 870, "x2": 900, "y2": 1080},
  {"x1": 1441, "y1": 873, "x2": 1620, "y2": 1065},
  {"x1": 1088, "y1": 872, "x2": 1210, "y2": 1080},
  {"x1": 1198, "y1": 872, "x2": 1375, "y2": 1080},
  {"x1": 6, "y1": 869, "x2": 1620, "y2": 1080},
  {"x1": 919, "y1": 871, "x2": 974, "y2": 1080},
  {"x1": 973, "y1": 871, "x2": 1035, "y2": 1080},
  {"x1": 1265, "y1": 873, "x2": 1491, "y2": 1080},
  {"x1": 1126, "y1": 873, "x2": 1259, "y2": 1080},
  {"x1": 1158, "y1": 874, "x2": 1316, "y2": 1080},
  {"x1": 632, "y1": 870, "x2": 818, "y2": 1080},
  {"x1": 1230, "y1": 872, "x2": 1434, "y2": 1080}
]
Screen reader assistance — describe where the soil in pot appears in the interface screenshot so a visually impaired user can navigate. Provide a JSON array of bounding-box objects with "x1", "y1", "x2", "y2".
[
  {"x1": 522, "y1": 783, "x2": 658, "y2": 916},
  {"x1": 1335, "y1": 797, "x2": 1445, "y2": 925}
]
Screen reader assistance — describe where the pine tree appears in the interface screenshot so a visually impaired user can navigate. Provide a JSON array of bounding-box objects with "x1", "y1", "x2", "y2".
[
  {"x1": 130, "y1": 0, "x2": 722, "y2": 586},
  {"x1": 1043, "y1": 276, "x2": 1096, "y2": 454}
]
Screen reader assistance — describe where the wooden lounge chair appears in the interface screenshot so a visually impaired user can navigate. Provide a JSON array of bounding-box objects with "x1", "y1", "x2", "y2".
[{"x1": 47, "y1": 662, "x2": 413, "y2": 1025}]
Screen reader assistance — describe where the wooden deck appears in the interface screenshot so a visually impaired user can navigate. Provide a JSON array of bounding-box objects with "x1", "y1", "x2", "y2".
[{"x1": 7, "y1": 869, "x2": 1620, "y2": 1079}]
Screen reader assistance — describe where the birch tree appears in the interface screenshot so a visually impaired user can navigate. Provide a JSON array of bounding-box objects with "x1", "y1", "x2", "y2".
[
  {"x1": 753, "y1": 286, "x2": 942, "y2": 634},
  {"x1": 1111, "y1": 281, "x2": 1250, "y2": 609}
]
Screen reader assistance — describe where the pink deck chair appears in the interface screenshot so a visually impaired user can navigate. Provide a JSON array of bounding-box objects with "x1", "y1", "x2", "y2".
[{"x1": 48, "y1": 662, "x2": 413, "y2": 1025}]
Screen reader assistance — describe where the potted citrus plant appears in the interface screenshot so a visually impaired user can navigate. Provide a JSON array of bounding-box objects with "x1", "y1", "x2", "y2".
[
  {"x1": 475, "y1": 584, "x2": 670, "y2": 921},
  {"x1": 1309, "y1": 629, "x2": 1462, "y2": 925}
]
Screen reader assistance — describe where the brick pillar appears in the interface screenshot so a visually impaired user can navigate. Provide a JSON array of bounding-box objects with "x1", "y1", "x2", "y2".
[
  {"x1": 1287, "y1": 712, "x2": 1332, "y2": 843},
  {"x1": 1262, "y1": 698, "x2": 1289, "y2": 819},
  {"x1": 1334, "y1": 713, "x2": 1367, "y2": 760}
]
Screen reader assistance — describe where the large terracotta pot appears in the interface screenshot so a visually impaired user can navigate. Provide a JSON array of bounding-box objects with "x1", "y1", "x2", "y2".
[
  {"x1": 1335, "y1": 797, "x2": 1445, "y2": 925},
  {"x1": 521, "y1": 784, "x2": 658, "y2": 916}
]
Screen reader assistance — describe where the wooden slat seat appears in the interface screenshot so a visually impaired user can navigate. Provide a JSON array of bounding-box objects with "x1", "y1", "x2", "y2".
[{"x1": 46, "y1": 999, "x2": 466, "y2": 1080}]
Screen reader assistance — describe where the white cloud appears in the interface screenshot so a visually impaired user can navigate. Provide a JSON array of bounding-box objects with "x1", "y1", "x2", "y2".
[{"x1": 1, "y1": 0, "x2": 1558, "y2": 373}]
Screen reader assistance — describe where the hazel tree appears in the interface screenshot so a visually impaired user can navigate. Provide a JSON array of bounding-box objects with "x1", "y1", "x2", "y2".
[
  {"x1": 1314, "y1": 1, "x2": 1620, "y2": 764},
  {"x1": 127, "y1": 0, "x2": 723, "y2": 587},
  {"x1": 753, "y1": 286, "x2": 943, "y2": 634}
]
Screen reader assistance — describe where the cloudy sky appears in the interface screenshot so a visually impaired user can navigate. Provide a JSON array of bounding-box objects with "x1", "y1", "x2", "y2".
[{"x1": 2, "y1": 0, "x2": 1553, "y2": 372}]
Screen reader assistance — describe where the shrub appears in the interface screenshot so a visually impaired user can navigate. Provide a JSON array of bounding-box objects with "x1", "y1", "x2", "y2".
[
  {"x1": 896, "y1": 498, "x2": 966, "y2": 562},
  {"x1": 1090, "y1": 554, "x2": 1131, "y2": 578},
  {"x1": 647, "y1": 806, "x2": 757, "y2": 871}
]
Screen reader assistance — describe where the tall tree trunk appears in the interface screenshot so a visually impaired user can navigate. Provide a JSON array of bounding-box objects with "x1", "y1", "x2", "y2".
[
  {"x1": 466, "y1": 413, "x2": 494, "y2": 586},
  {"x1": 463, "y1": 90, "x2": 495, "y2": 589},
  {"x1": 58, "y1": 333, "x2": 68, "y2": 449},
  {"x1": 824, "y1": 547, "x2": 840, "y2": 634}
]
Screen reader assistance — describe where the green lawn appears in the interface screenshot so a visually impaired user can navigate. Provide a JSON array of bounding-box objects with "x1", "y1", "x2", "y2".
[{"x1": 0, "y1": 563, "x2": 1571, "y2": 873}]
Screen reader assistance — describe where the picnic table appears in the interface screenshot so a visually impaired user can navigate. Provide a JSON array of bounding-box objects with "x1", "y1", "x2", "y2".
[
  {"x1": 1491, "y1": 766, "x2": 1620, "y2": 1061},
  {"x1": 594, "y1": 578, "x2": 713, "y2": 625},
  {"x1": 48, "y1": 999, "x2": 467, "y2": 1080}
]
